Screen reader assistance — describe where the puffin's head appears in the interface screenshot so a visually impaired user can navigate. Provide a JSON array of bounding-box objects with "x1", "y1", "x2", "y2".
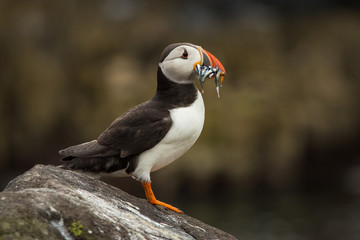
[{"x1": 159, "y1": 43, "x2": 226, "y2": 97}]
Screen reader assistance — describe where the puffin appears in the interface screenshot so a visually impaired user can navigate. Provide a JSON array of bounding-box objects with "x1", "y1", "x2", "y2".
[{"x1": 59, "y1": 43, "x2": 226, "y2": 213}]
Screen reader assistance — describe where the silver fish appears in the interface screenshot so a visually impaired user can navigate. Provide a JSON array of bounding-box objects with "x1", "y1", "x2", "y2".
[{"x1": 196, "y1": 64, "x2": 222, "y2": 97}]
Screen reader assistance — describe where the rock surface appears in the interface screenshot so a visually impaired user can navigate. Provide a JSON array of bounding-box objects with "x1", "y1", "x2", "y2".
[{"x1": 0, "y1": 164, "x2": 236, "y2": 240}]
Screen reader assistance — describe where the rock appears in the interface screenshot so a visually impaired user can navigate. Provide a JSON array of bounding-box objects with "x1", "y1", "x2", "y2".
[{"x1": 0, "y1": 164, "x2": 236, "y2": 240}]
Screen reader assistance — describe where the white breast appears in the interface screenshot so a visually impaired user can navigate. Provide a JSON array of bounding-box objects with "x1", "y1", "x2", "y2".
[{"x1": 132, "y1": 90, "x2": 205, "y2": 182}]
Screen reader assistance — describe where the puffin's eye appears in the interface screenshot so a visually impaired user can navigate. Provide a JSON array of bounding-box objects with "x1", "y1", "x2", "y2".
[{"x1": 181, "y1": 49, "x2": 188, "y2": 59}]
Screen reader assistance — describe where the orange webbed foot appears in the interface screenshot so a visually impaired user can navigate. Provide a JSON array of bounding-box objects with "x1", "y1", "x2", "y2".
[{"x1": 141, "y1": 181, "x2": 183, "y2": 214}]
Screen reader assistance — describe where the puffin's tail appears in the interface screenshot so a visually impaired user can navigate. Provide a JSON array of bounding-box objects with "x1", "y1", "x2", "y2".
[
  {"x1": 60, "y1": 156, "x2": 128, "y2": 173},
  {"x1": 59, "y1": 139, "x2": 138, "y2": 175}
]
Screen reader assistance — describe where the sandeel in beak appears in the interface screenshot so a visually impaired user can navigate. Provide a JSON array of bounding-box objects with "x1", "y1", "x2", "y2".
[{"x1": 194, "y1": 46, "x2": 226, "y2": 98}]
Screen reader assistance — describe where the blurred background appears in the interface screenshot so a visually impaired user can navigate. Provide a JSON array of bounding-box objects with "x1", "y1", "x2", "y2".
[{"x1": 1, "y1": 0, "x2": 360, "y2": 239}]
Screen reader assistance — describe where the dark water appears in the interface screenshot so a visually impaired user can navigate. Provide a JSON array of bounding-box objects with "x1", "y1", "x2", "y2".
[{"x1": 177, "y1": 193, "x2": 360, "y2": 240}]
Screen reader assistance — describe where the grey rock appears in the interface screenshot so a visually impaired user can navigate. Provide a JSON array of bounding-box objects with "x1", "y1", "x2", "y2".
[{"x1": 0, "y1": 164, "x2": 236, "y2": 240}]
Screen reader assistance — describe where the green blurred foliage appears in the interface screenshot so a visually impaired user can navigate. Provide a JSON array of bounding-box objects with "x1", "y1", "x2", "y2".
[{"x1": 1, "y1": 0, "x2": 360, "y2": 195}]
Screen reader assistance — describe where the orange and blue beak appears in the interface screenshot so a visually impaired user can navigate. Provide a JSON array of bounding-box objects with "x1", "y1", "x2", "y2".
[{"x1": 194, "y1": 46, "x2": 226, "y2": 98}]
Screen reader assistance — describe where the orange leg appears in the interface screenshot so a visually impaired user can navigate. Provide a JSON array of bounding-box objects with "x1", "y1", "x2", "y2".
[{"x1": 141, "y1": 181, "x2": 183, "y2": 214}]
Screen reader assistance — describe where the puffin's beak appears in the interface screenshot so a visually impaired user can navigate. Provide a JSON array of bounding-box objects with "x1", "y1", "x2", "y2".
[{"x1": 194, "y1": 46, "x2": 226, "y2": 98}]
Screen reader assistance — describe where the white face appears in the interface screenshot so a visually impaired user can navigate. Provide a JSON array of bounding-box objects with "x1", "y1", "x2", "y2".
[{"x1": 159, "y1": 45, "x2": 201, "y2": 84}]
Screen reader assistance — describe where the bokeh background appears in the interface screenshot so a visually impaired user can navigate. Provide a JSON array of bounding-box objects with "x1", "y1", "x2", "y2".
[{"x1": 1, "y1": 0, "x2": 360, "y2": 239}]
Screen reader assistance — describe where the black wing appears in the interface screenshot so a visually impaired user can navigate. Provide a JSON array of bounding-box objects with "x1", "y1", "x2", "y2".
[
  {"x1": 97, "y1": 101, "x2": 172, "y2": 158},
  {"x1": 59, "y1": 140, "x2": 118, "y2": 160}
]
